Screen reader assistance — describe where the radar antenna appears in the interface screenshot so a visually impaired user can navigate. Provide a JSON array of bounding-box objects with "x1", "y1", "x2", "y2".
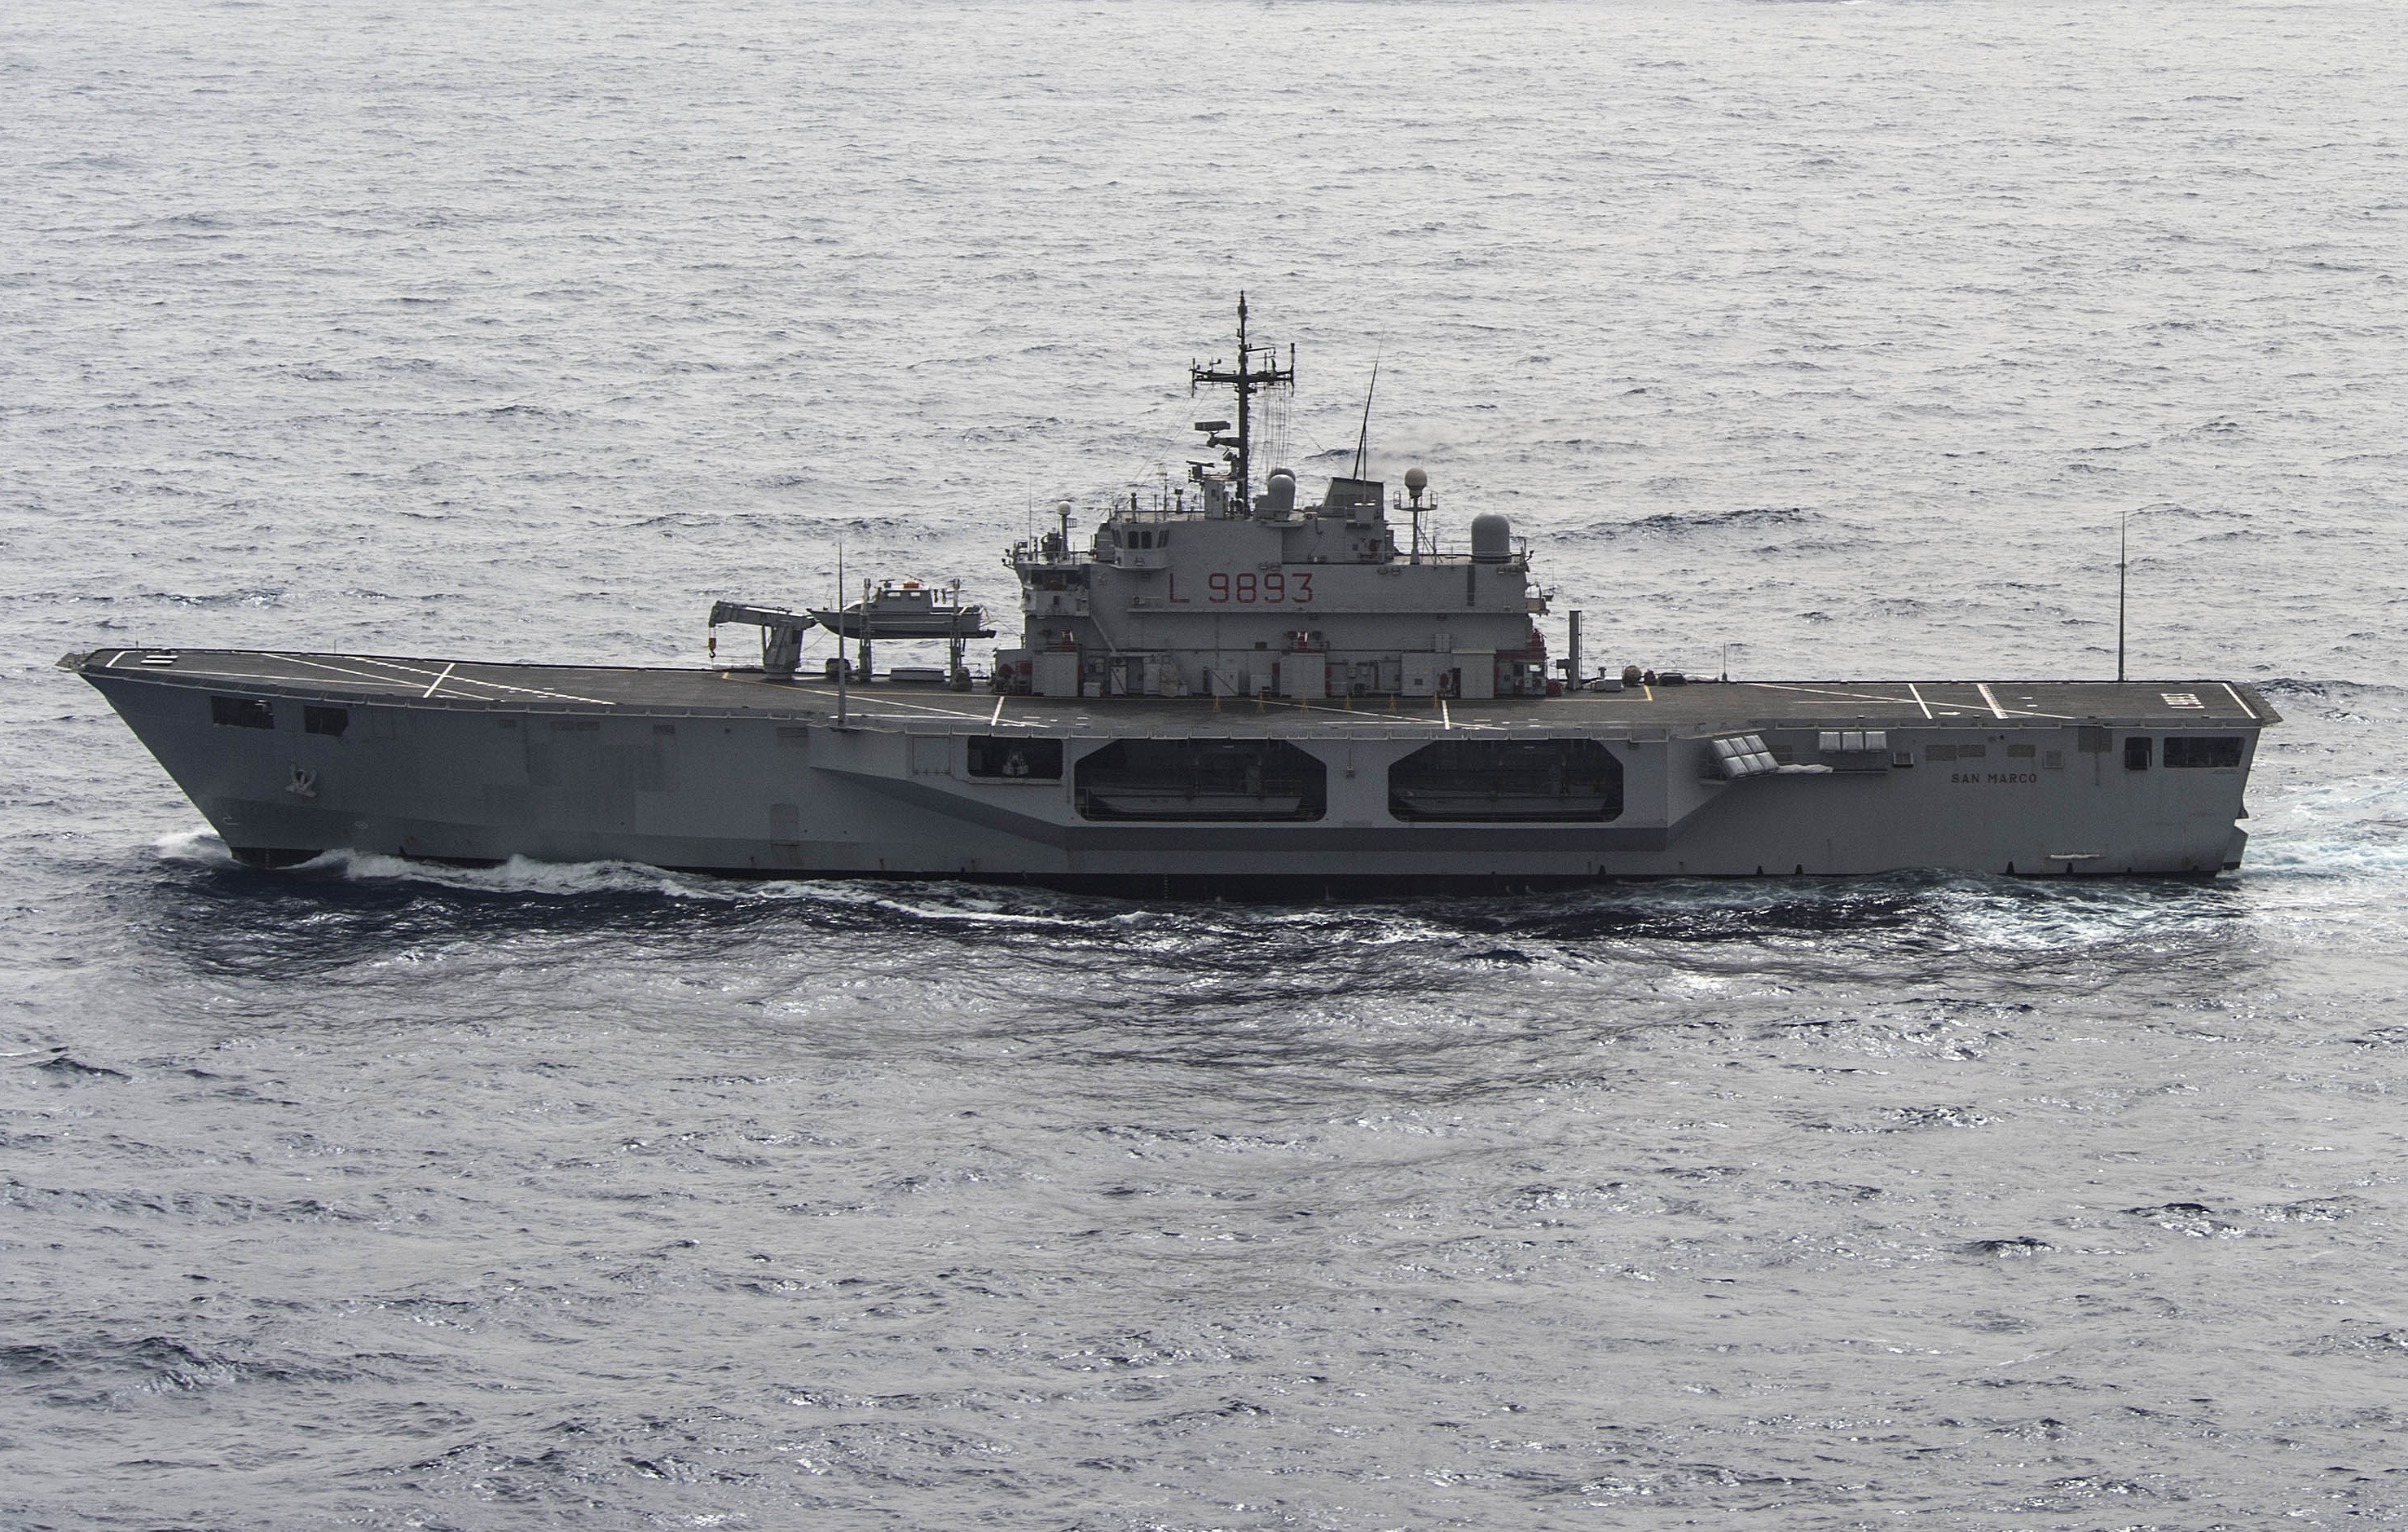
[{"x1": 1190, "y1": 293, "x2": 1295, "y2": 508}]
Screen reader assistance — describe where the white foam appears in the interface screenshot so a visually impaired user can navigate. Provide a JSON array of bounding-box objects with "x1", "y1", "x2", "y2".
[
  {"x1": 1931, "y1": 883, "x2": 2227, "y2": 953},
  {"x1": 2231, "y1": 773, "x2": 2408, "y2": 881},
  {"x1": 224, "y1": 844, "x2": 1125, "y2": 931},
  {"x1": 284, "y1": 847, "x2": 814, "y2": 903},
  {"x1": 152, "y1": 827, "x2": 236, "y2": 866}
]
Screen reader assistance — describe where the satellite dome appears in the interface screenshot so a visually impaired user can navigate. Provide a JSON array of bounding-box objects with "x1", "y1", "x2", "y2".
[
  {"x1": 1470, "y1": 512, "x2": 1512, "y2": 562},
  {"x1": 1265, "y1": 468, "x2": 1297, "y2": 517}
]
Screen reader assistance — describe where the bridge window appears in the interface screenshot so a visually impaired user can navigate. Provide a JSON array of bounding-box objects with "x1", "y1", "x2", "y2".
[
  {"x1": 2164, "y1": 736, "x2": 2243, "y2": 768},
  {"x1": 1389, "y1": 738, "x2": 1623, "y2": 822},
  {"x1": 1075, "y1": 739, "x2": 1325, "y2": 821}
]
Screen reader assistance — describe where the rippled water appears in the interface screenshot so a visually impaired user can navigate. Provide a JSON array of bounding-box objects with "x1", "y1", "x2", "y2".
[{"x1": 7, "y1": 1, "x2": 2408, "y2": 1526}]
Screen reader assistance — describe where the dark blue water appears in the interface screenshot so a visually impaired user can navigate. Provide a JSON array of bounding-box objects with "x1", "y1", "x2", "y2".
[{"x1": 7, "y1": 2, "x2": 2407, "y2": 1526}]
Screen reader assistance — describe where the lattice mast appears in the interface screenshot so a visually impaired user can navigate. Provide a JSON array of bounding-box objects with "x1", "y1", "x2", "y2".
[{"x1": 1190, "y1": 293, "x2": 1295, "y2": 508}]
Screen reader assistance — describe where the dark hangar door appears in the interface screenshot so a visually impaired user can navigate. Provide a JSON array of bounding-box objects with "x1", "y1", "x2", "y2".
[
  {"x1": 1074, "y1": 739, "x2": 1327, "y2": 822},
  {"x1": 1389, "y1": 738, "x2": 1623, "y2": 822}
]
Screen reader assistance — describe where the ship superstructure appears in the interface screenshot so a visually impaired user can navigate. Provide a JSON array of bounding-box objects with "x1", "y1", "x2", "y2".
[{"x1": 996, "y1": 298, "x2": 1547, "y2": 703}]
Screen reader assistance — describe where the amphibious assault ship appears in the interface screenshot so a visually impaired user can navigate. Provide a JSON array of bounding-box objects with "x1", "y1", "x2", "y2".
[{"x1": 64, "y1": 302, "x2": 2274, "y2": 893}]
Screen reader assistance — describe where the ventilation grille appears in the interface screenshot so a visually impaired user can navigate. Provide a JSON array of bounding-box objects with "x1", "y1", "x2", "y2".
[{"x1": 1817, "y1": 730, "x2": 1888, "y2": 754}]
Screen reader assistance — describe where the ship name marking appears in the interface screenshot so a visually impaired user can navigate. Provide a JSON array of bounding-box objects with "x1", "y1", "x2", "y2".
[{"x1": 1167, "y1": 570, "x2": 1318, "y2": 605}]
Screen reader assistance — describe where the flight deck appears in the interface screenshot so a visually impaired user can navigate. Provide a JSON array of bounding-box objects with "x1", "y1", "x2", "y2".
[{"x1": 67, "y1": 649, "x2": 2278, "y2": 738}]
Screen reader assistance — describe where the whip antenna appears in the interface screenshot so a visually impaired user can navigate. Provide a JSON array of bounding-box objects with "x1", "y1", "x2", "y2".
[
  {"x1": 835, "y1": 535, "x2": 847, "y2": 725},
  {"x1": 2116, "y1": 508, "x2": 2128, "y2": 683},
  {"x1": 1350, "y1": 358, "x2": 1381, "y2": 482}
]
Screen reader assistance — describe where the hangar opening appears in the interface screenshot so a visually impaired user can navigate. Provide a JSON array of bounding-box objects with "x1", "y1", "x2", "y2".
[
  {"x1": 1389, "y1": 738, "x2": 1623, "y2": 822},
  {"x1": 1075, "y1": 738, "x2": 1326, "y2": 821}
]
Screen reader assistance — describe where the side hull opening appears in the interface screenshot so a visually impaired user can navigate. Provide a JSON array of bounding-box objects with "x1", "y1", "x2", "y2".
[{"x1": 1389, "y1": 737, "x2": 1624, "y2": 822}]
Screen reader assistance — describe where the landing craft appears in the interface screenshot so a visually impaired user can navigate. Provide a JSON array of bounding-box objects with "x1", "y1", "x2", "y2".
[{"x1": 63, "y1": 299, "x2": 2272, "y2": 895}]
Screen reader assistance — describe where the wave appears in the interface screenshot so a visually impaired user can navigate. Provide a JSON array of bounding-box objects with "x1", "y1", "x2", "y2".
[
  {"x1": 145, "y1": 818, "x2": 2408, "y2": 965},
  {"x1": 155, "y1": 828, "x2": 1129, "y2": 929},
  {"x1": 144, "y1": 833, "x2": 2239, "y2": 960},
  {"x1": 1569, "y1": 505, "x2": 1820, "y2": 540},
  {"x1": 153, "y1": 827, "x2": 240, "y2": 867}
]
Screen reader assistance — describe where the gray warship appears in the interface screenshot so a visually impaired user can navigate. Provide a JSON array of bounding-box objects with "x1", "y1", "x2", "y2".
[{"x1": 64, "y1": 302, "x2": 2274, "y2": 894}]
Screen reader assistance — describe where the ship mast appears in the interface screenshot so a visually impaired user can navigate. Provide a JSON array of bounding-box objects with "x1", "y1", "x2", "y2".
[{"x1": 1190, "y1": 293, "x2": 1295, "y2": 509}]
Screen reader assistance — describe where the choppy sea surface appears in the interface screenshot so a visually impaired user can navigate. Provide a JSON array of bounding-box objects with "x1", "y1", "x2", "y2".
[{"x1": 6, "y1": 2, "x2": 2408, "y2": 1526}]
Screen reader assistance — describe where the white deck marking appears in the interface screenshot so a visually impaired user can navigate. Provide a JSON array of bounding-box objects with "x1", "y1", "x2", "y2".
[
  {"x1": 1976, "y1": 683, "x2": 2008, "y2": 720},
  {"x1": 329, "y1": 655, "x2": 611, "y2": 708},
  {"x1": 257, "y1": 652, "x2": 615, "y2": 707},
  {"x1": 1744, "y1": 677, "x2": 2072, "y2": 722},
  {"x1": 989, "y1": 695, "x2": 1006, "y2": 727},
  {"x1": 2221, "y1": 682, "x2": 2256, "y2": 720},
  {"x1": 1741, "y1": 680, "x2": 1919, "y2": 708},
  {"x1": 113, "y1": 663, "x2": 315, "y2": 687},
  {"x1": 421, "y1": 662, "x2": 458, "y2": 699},
  {"x1": 253, "y1": 653, "x2": 460, "y2": 694},
  {"x1": 1440, "y1": 700, "x2": 1451, "y2": 730},
  {"x1": 777, "y1": 685, "x2": 1011, "y2": 723},
  {"x1": 333, "y1": 655, "x2": 613, "y2": 707}
]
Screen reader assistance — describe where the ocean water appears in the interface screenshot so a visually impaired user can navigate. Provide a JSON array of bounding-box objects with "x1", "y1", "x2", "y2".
[{"x1": 5, "y1": 1, "x2": 2408, "y2": 1527}]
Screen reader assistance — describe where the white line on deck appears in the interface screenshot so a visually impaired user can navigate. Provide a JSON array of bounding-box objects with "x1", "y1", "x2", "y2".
[
  {"x1": 421, "y1": 663, "x2": 457, "y2": 699},
  {"x1": 1983, "y1": 697, "x2": 2077, "y2": 722},
  {"x1": 253, "y1": 653, "x2": 425, "y2": 693},
  {"x1": 258, "y1": 645, "x2": 588, "y2": 698},
  {"x1": 1440, "y1": 700, "x2": 1451, "y2": 730},
  {"x1": 336, "y1": 656, "x2": 611, "y2": 707},
  {"x1": 315, "y1": 654, "x2": 464, "y2": 686},
  {"x1": 116, "y1": 665, "x2": 302, "y2": 686},
  {"x1": 2221, "y1": 681, "x2": 2256, "y2": 720},
  {"x1": 779, "y1": 685, "x2": 1008, "y2": 723},
  {"x1": 264, "y1": 652, "x2": 614, "y2": 707},
  {"x1": 989, "y1": 695, "x2": 1006, "y2": 727},
  {"x1": 1746, "y1": 680, "x2": 1928, "y2": 711},
  {"x1": 1745, "y1": 677, "x2": 2071, "y2": 723}
]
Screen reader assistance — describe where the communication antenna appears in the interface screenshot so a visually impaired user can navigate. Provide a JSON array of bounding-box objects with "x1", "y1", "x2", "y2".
[
  {"x1": 2116, "y1": 508, "x2": 2128, "y2": 683},
  {"x1": 834, "y1": 535, "x2": 847, "y2": 726},
  {"x1": 1350, "y1": 357, "x2": 1381, "y2": 482},
  {"x1": 1190, "y1": 293, "x2": 1296, "y2": 505}
]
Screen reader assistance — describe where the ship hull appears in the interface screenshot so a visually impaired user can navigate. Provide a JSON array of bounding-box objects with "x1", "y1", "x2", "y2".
[{"x1": 68, "y1": 649, "x2": 2271, "y2": 890}]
